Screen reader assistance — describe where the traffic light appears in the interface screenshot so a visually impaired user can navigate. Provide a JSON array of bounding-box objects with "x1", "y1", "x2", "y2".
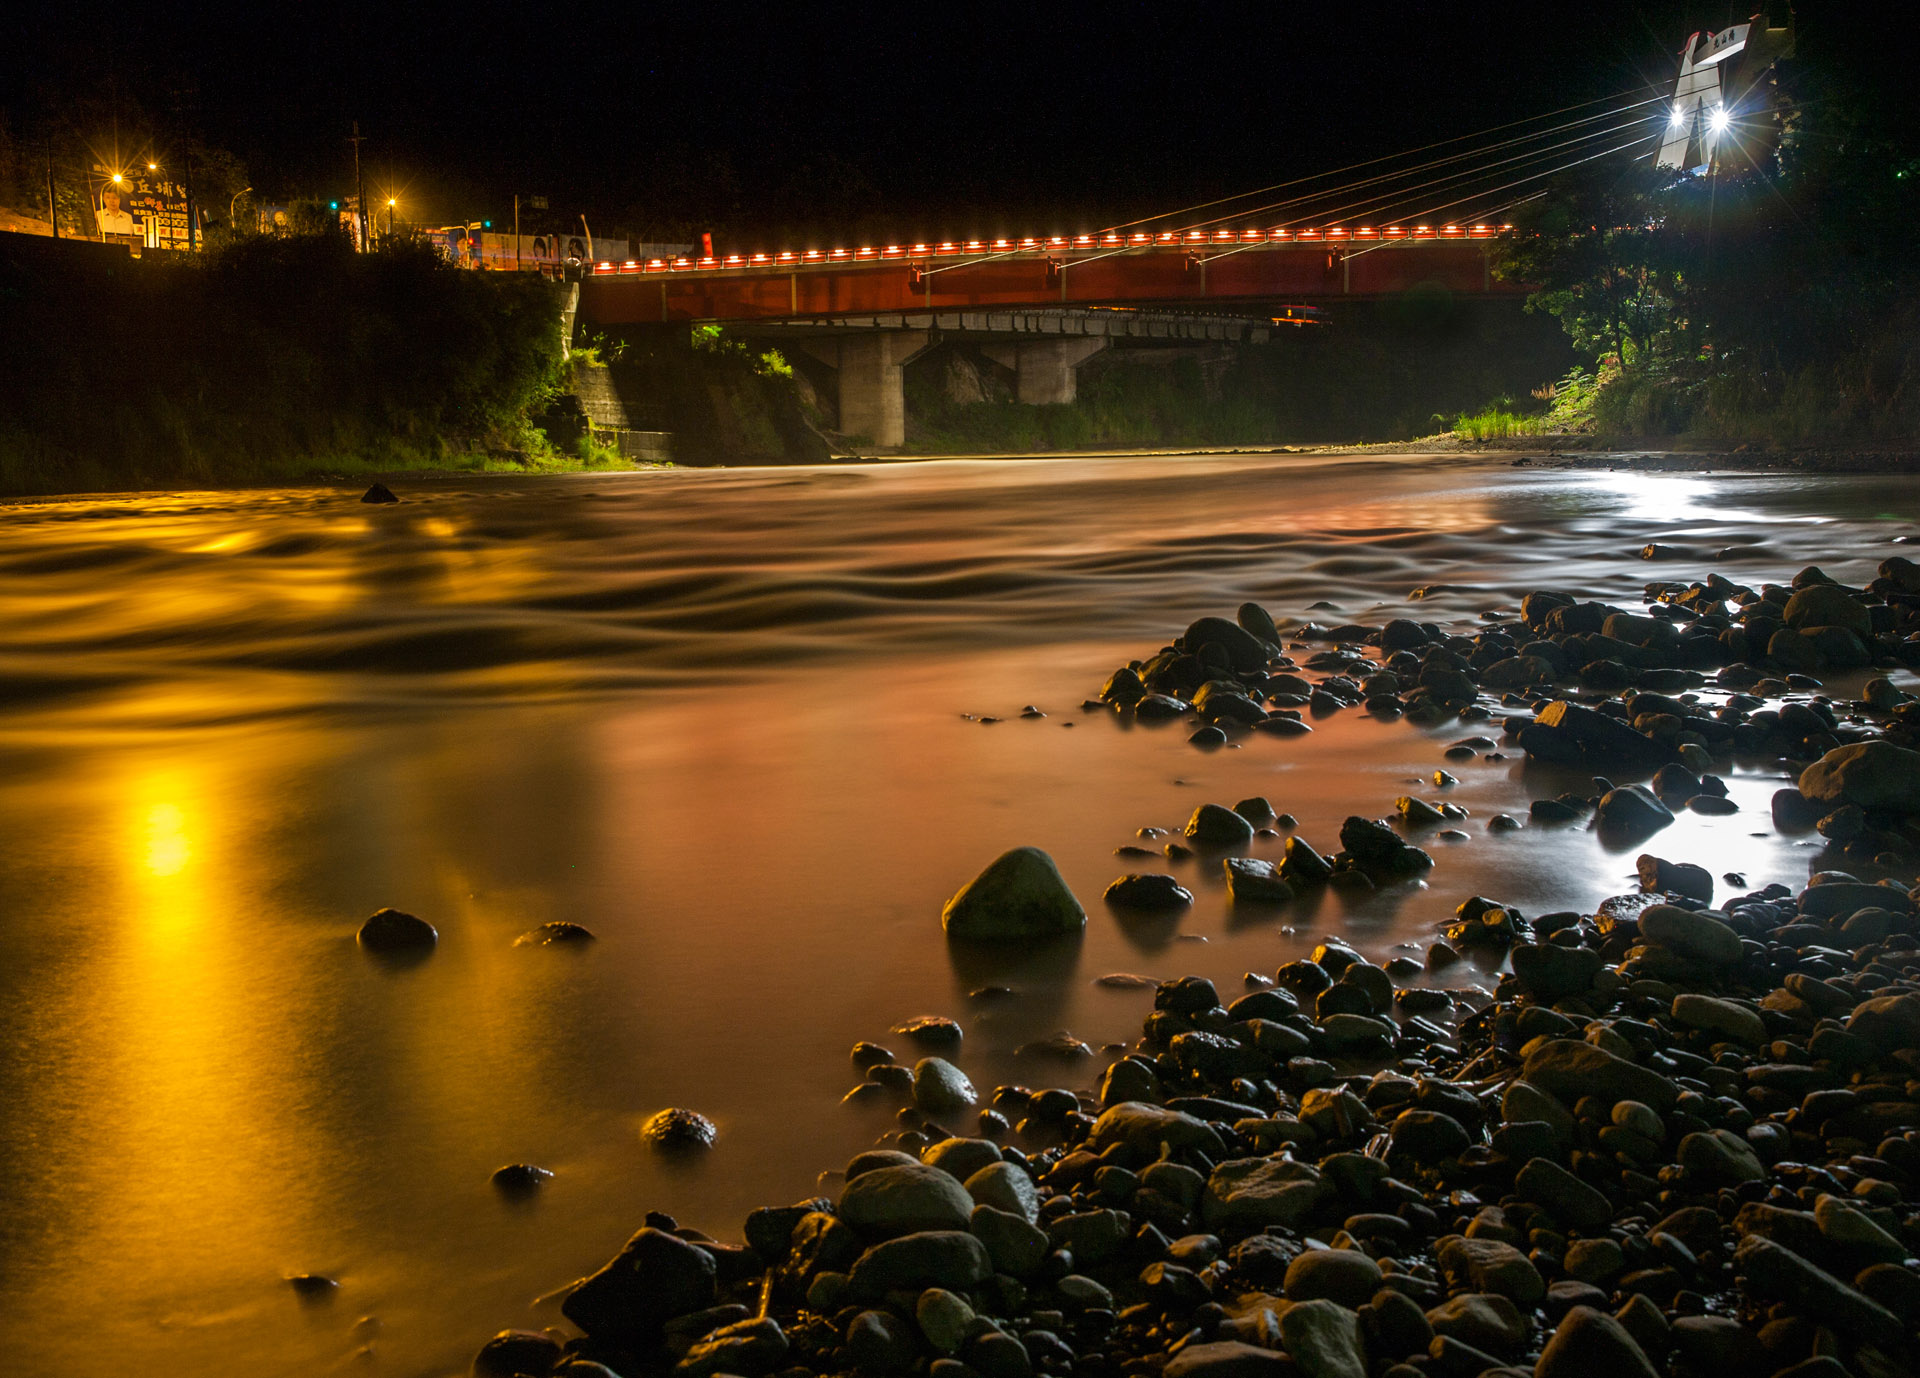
[
  {"x1": 483, "y1": 220, "x2": 492, "y2": 228},
  {"x1": 330, "y1": 201, "x2": 340, "y2": 210}
]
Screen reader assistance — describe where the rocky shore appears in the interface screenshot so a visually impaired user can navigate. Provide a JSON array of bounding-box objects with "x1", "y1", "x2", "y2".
[{"x1": 467, "y1": 555, "x2": 1920, "y2": 1378}]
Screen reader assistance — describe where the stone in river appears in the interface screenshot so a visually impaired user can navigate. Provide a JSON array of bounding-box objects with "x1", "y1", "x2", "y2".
[
  {"x1": 839, "y1": 1163, "x2": 975, "y2": 1236},
  {"x1": 1593, "y1": 785, "x2": 1674, "y2": 841},
  {"x1": 1201, "y1": 1156, "x2": 1330, "y2": 1231},
  {"x1": 356, "y1": 907, "x2": 437, "y2": 953},
  {"x1": 1515, "y1": 1156, "x2": 1611, "y2": 1230},
  {"x1": 1283, "y1": 1247, "x2": 1383, "y2": 1306},
  {"x1": 1671, "y1": 993, "x2": 1766, "y2": 1045},
  {"x1": 513, "y1": 921, "x2": 594, "y2": 945},
  {"x1": 641, "y1": 1108, "x2": 717, "y2": 1152},
  {"x1": 848, "y1": 1230, "x2": 992, "y2": 1299},
  {"x1": 1535, "y1": 1307, "x2": 1659, "y2": 1378},
  {"x1": 490, "y1": 1163, "x2": 553, "y2": 1195},
  {"x1": 675, "y1": 1317, "x2": 788, "y2": 1377},
  {"x1": 1436, "y1": 1235, "x2": 1545, "y2": 1304},
  {"x1": 1163, "y1": 1341, "x2": 1291, "y2": 1378},
  {"x1": 1234, "y1": 796, "x2": 1277, "y2": 826},
  {"x1": 964, "y1": 1160, "x2": 1039, "y2": 1222},
  {"x1": 474, "y1": 1330, "x2": 564, "y2": 1378},
  {"x1": 1678, "y1": 1128, "x2": 1767, "y2": 1184},
  {"x1": 1798, "y1": 740, "x2": 1920, "y2": 813},
  {"x1": 1509, "y1": 943, "x2": 1602, "y2": 1001},
  {"x1": 1844, "y1": 992, "x2": 1920, "y2": 1052},
  {"x1": 1238, "y1": 601, "x2": 1283, "y2": 646},
  {"x1": 1222, "y1": 856, "x2": 1293, "y2": 903},
  {"x1": 912, "y1": 1057, "x2": 977, "y2": 1113},
  {"x1": 894, "y1": 1015, "x2": 964, "y2": 1045},
  {"x1": 941, "y1": 847, "x2": 1087, "y2": 940},
  {"x1": 562, "y1": 1226, "x2": 718, "y2": 1345},
  {"x1": 1733, "y1": 1236, "x2": 1902, "y2": 1350},
  {"x1": 1638, "y1": 904, "x2": 1742, "y2": 965},
  {"x1": 360, "y1": 482, "x2": 399, "y2": 504},
  {"x1": 1782, "y1": 584, "x2": 1871, "y2": 635},
  {"x1": 1182, "y1": 616, "x2": 1271, "y2": 673},
  {"x1": 1636, "y1": 854, "x2": 1712, "y2": 902},
  {"x1": 1519, "y1": 699, "x2": 1672, "y2": 771},
  {"x1": 1277, "y1": 1299, "x2": 1366, "y2": 1378},
  {"x1": 1104, "y1": 873, "x2": 1194, "y2": 909},
  {"x1": 1522, "y1": 1039, "x2": 1678, "y2": 1113},
  {"x1": 1185, "y1": 803, "x2": 1255, "y2": 848}
]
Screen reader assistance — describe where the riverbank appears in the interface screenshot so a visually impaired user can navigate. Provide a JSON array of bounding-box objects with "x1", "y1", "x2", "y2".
[{"x1": 466, "y1": 545, "x2": 1920, "y2": 1378}]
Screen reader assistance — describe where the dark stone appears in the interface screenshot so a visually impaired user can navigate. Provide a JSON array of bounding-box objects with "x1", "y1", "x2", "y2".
[
  {"x1": 641, "y1": 1108, "x2": 717, "y2": 1152},
  {"x1": 473, "y1": 1330, "x2": 563, "y2": 1378},
  {"x1": 1104, "y1": 873, "x2": 1194, "y2": 909},
  {"x1": 356, "y1": 907, "x2": 437, "y2": 953},
  {"x1": 360, "y1": 483, "x2": 399, "y2": 504},
  {"x1": 563, "y1": 1227, "x2": 718, "y2": 1346},
  {"x1": 1510, "y1": 943, "x2": 1602, "y2": 1000}
]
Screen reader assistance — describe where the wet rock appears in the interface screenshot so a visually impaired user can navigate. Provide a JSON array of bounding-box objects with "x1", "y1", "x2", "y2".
[
  {"x1": 838, "y1": 1163, "x2": 976, "y2": 1236},
  {"x1": 1782, "y1": 584, "x2": 1870, "y2": 635},
  {"x1": 1282, "y1": 835, "x2": 1334, "y2": 883},
  {"x1": 1678, "y1": 1128, "x2": 1766, "y2": 1184},
  {"x1": 914, "y1": 1288, "x2": 975, "y2": 1354},
  {"x1": 848, "y1": 1230, "x2": 991, "y2": 1298},
  {"x1": 490, "y1": 1163, "x2": 553, "y2": 1195},
  {"x1": 1436, "y1": 1235, "x2": 1544, "y2": 1304},
  {"x1": 1671, "y1": 993, "x2": 1765, "y2": 1045},
  {"x1": 360, "y1": 483, "x2": 399, "y2": 504},
  {"x1": 474, "y1": 1329, "x2": 563, "y2": 1377},
  {"x1": 970, "y1": 1202, "x2": 1048, "y2": 1276},
  {"x1": 1185, "y1": 803, "x2": 1256, "y2": 848},
  {"x1": 1509, "y1": 943, "x2": 1601, "y2": 1001},
  {"x1": 1637, "y1": 905, "x2": 1742, "y2": 965},
  {"x1": 1798, "y1": 740, "x2": 1920, "y2": 813},
  {"x1": 1733, "y1": 1236, "x2": 1902, "y2": 1351},
  {"x1": 357, "y1": 907, "x2": 437, "y2": 953},
  {"x1": 1163, "y1": 1341, "x2": 1291, "y2": 1378},
  {"x1": 1202, "y1": 1157, "x2": 1329, "y2": 1231},
  {"x1": 675, "y1": 1317, "x2": 788, "y2": 1377},
  {"x1": 1337, "y1": 815, "x2": 1433, "y2": 878},
  {"x1": 1277, "y1": 1299, "x2": 1366, "y2": 1378},
  {"x1": 1520, "y1": 700, "x2": 1672, "y2": 771},
  {"x1": 642, "y1": 1108, "x2": 717, "y2": 1152},
  {"x1": 1182, "y1": 617, "x2": 1271, "y2": 674},
  {"x1": 846, "y1": 1309, "x2": 918, "y2": 1373},
  {"x1": 963, "y1": 1160, "x2": 1038, "y2": 1222},
  {"x1": 1535, "y1": 1306, "x2": 1659, "y2": 1378},
  {"x1": 912, "y1": 1058, "x2": 977, "y2": 1114},
  {"x1": 562, "y1": 1227, "x2": 718, "y2": 1346},
  {"x1": 942, "y1": 848, "x2": 1087, "y2": 940},
  {"x1": 1284, "y1": 1246, "x2": 1383, "y2": 1305},
  {"x1": 513, "y1": 921, "x2": 594, "y2": 945},
  {"x1": 1522, "y1": 1040, "x2": 1678, "y2": 1113},
  {"x1": 1515, "y1": 1156, "x2": 1611, "y2": 1230},
  {"x1": 1593, "y1": 785, "x2": 1674, "y2": 841},
  {"x1": 1844, "y1": 992, "x2": 1920, "y2": 1052},
  {"x1": 1635, "y1": 855, "x2": 1712, "y2": 902},
  {"x1": 1222, "y1": 857, "x2": 1293, "y2": 903},
  {"x1": 1088, "y1": 1102, "x2": 1226, "y2": 1158},
  {"x1": 1425, "y1": 1293, "x2": 1525, "y2": 1354},
  {"x1": 1104, "y1": 873, "x2": 1194, "y2": 909}
]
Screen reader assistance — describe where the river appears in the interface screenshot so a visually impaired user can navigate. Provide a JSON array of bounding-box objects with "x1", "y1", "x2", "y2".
[{"x1": 0, "y1": 453, "x2": 1912, "y2": 1375}]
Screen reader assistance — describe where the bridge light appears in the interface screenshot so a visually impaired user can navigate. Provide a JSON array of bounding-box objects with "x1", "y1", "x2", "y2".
[
  {"x1": 1669, "y1": 107, "x2": 1686, "y2": 128},
  {"x1": 1709, "y1": 106, "x2": 1730, "y2": 135}
]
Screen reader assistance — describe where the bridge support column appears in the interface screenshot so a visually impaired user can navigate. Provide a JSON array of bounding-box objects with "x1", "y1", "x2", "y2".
[
  {"x1": 983, "y1": 338, "x2": 1109, "y2": 405},
  {"x1": 813, "y1": 331, "x2": 930, "y2": 450}
]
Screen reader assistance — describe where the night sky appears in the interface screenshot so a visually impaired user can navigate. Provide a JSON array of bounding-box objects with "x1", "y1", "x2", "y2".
[{"x1": 8, "y1": 3, "x2": 1907, "y2": 248}]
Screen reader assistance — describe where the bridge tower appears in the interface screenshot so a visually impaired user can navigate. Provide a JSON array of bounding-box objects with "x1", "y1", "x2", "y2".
[{"x1": 1655, "y1": 12, "x2": 1795, "y2": 175}]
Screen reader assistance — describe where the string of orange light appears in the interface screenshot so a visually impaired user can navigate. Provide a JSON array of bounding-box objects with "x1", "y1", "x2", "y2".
[{"x1": 591, "y1": 223, "x2": 1512, "y2": 275}]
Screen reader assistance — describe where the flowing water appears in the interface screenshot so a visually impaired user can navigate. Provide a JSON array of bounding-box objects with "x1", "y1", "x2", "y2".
[{"x1": 0, "y1": 454, "x2": 1914, "y2": 1376}]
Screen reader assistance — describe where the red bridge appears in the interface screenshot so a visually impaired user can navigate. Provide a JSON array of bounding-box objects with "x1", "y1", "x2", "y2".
[
  {"x1": 579, "y1": 222, "x2": 1515, "y2": 325},
  {"x1": 575, "y1": 223, "x2": 1519, "y2": 449}
]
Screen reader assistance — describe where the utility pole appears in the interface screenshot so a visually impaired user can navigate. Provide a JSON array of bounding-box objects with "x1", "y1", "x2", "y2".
[
  {"x1": 513, "y1": 193, "x2": 521, "y2": 270},
  {"x1": 45, "y1": 143, "x2": 58, "y2": 238},
  {"x1": 349, "y1": 121, "x2": 367, "y2": 251},
  {"x1": 184, "y1": 147, "x2": 196, "y2": 253}
]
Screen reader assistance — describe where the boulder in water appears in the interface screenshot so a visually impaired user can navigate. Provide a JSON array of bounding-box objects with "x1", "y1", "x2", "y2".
[{"x1": 941, "y1": 847, "x2": 1086, "y2": 940}]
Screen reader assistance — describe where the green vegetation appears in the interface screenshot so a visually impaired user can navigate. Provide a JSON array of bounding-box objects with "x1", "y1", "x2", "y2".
[
  {"x1": 1491, "y1": 56, "x2": 1920, "y2": 446},
  {"x1": 0, "y1": 230, "x2": 588, "y2": 493}
]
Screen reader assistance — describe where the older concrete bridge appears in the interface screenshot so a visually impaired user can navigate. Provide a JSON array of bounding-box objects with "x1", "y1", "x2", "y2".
[{"x1": 577, "y1": 224, "x2": 1517, "y2": 448}]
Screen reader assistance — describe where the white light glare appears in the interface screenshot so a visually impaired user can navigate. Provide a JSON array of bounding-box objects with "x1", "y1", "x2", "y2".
[
  {"x1": 1669, "y1": 107, "x2": 1686, "y2": 128},
  {"x1": 1709, "y1": 106, "x2": 1731, "y2": 134}
]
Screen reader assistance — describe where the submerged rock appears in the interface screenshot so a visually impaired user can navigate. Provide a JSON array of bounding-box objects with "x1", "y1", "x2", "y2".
[
  {"x1": 356, "y1": 907, "x2": 437, "y2": 954},
  {"x1": 941, "y1": 847, "x2": 1086, "y2": 940},
  {"x1": 641, "y1": 1108, "x2": 717, "y2": 1152}
]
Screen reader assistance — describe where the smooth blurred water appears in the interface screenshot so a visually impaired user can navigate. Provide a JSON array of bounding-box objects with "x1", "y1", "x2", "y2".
[{"x1": 0, "y1": 454, "x2": 1913, "y2": 1376}]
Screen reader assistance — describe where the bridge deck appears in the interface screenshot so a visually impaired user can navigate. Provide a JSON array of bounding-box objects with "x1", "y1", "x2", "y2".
[{"x1": 581, "y1": 234, "x2": 1515, "y2": 325}]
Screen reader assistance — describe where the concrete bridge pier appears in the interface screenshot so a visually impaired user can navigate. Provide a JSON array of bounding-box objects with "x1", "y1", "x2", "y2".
[
  {"x1": 797, "y1": 331, "x2": 930, "y2": 450},
  {"x1": 981, "y1": 338, "x2": 1109, "y2": 404}
]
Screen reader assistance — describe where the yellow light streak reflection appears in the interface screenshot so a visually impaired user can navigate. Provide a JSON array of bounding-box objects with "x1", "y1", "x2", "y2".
[{"x1": 145, "y1": 801, "x2": 191, "y2": 876}]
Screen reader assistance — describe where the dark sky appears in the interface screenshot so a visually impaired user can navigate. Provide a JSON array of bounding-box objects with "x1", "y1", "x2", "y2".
[{"x1": 8, "y1": 2, "x2": 1903, "y2": 247}]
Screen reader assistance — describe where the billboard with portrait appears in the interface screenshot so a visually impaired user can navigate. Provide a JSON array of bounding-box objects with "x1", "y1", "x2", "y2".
[{"x1": 92, "y1": 166, "x2": 191, "y2": 250}]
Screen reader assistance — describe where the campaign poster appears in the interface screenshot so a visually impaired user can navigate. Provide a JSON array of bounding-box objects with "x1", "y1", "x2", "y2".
[{"x1": 92, "y1": 166, "x2": 191, "y2": 250}]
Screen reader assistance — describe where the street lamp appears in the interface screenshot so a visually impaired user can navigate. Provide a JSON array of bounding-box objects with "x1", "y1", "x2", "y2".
[
  {"x1": 387, "y1": 197, "x2": 396, "y2": 237},
  {"x1": 230, "y1": 186, "x2": 251, "y2": 229}
]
